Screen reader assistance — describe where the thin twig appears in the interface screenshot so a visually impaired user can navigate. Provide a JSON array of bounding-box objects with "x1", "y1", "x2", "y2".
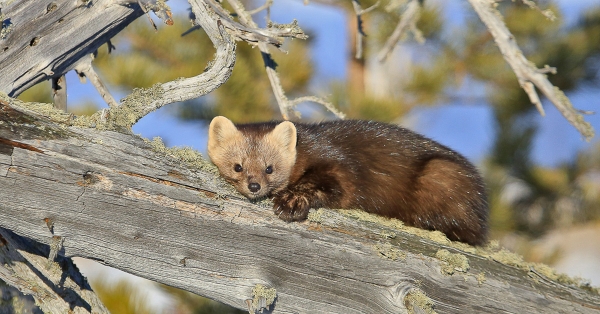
[
  {"x1": 467, "y1": 0, "x2": 594, "y2": 140},
  {"x1": 378, "y1": 0, "x2": 423, "y2": 62},
  {"x1": 247, "y1": 0, "x2": 273, "y2": 15},
  {"x1": 351, "y1": 0, "x2": 380, "y2": 59},
  {"x1": 225, "y1": 0, "x2": 342, "y2": 120},
  {"x1": 74, "y1": 56, "x2": 119, "y2": 108},
  {"x1": 291, "y1": 96, "x2": 346, "y2": 118},
  {"x1": 519, "y1": 0, "x2": 557, "y2": 21}
]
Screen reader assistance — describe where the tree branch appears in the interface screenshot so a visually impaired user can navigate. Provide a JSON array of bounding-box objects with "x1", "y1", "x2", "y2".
[
  {"x1": 466, "y1": 0, "x2": 594, "y2": 140},
  {"x1": 74, "y1": 55, "x2": 119, "y2": 108},
  {"x1": 90, "y1": 0, "x2": 236, "y2": 129},
  {"x1": 378, "y1": 0, "x2": 424, "y2": 62},
  {"x1": 224, "y1": 0, "x2": 343, "y2": 120},
  {"x1": 1, "y1": 95, "x2": 599, "y2": 313},
  {"x1": 0, "y1": 228, "x2": 109, "y2": 313},
  {"x1": 0, "y1": 0, "x2": 146, "y2": 97},
  {"x1": 351, "y1": 0, "x2": 379, "y2": 59},
  {"x1": 205, "y1": 0, "x2": 307, "y2": 47}
]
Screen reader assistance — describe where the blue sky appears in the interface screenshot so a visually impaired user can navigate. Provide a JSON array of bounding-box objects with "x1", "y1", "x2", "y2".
[{"x1": 65, "y1": 0, "x2": 600, "y2": 168}]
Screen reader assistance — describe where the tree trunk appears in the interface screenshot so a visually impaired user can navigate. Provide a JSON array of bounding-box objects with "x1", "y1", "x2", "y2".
[{"x1": 1, "y1": 95, "x2": 599, "y2": 313}]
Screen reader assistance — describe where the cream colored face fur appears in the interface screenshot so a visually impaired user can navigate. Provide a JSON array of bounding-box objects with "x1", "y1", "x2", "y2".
[{"x1": 207, "y1": 116, "x2": 297, "y2": 199}]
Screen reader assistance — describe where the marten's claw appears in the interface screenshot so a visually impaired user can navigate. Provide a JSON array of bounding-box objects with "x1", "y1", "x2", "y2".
[{"x1": 273, "y1": 191, "x2": 310, "y2": 222}]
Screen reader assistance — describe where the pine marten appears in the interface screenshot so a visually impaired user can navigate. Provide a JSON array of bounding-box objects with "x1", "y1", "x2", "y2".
[{"x1": 207, "y1": 116, "x2": 488, "y2": 245}]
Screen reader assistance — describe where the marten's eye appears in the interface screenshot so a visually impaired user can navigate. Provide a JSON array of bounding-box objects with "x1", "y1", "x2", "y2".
[
  {"x1": 234, "y1": 164, "x2": 243, "y2": 172},
  {"x1": 265, "y1": 166, "x2": 273, "y2": 174}
]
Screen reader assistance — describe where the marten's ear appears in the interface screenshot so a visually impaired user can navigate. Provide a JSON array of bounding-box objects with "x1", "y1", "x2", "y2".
[
  {"x1": 269, "y1": 121, "x2": 297, "y2": 155},
  {"x1": 208, "y1": 116, "x2": 239, "y2": 159}
]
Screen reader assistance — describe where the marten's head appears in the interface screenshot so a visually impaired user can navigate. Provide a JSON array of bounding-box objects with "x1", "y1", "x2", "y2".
[{"x1": 207, "y1": 116, "x2": 297, "y2": 199}]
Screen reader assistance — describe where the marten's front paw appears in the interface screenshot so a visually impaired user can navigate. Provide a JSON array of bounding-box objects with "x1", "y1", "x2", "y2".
[{"x1": 273, "y1": 190, "x2": 311, "y2": 222}]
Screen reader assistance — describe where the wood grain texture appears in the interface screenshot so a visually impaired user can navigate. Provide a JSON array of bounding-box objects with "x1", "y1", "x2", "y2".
[
  {"x1": 1, "y1": 101, "x2": 599, "y2": 313},
  {"x1": 0, "y1": 228, "x2": 110, "y2": 314},
  {"x1": 0, "y1": 0, "x2": 144, "y2": 96}
]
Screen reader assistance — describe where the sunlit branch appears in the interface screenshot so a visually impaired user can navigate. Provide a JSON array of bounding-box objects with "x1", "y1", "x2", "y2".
[
  {"x1": 378, "y1": 0, "x2": 424, "y2": 62},
  {"x1": 74, "y1": 56, "x2": 119, "y2": 108},
  {"x1": 225, "y1": 0, "x2": 343, "y2": 120},
  {"x1": 467, "y1": 0, "x2": 594, "y2": 140}
]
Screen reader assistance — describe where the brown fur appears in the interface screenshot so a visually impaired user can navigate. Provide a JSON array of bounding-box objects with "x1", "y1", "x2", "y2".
[{"x1": 208, "y1": 116, "x2": 488, "y2": 245}]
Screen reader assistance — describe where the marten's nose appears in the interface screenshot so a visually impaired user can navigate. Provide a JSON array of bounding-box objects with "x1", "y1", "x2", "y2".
[{"x1": 248, "y1": 182, "x2": 261, "y2": 193}]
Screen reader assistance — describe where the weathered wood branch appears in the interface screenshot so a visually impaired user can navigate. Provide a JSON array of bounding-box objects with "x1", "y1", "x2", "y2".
[
  {"x1": 96, "y1": 0, "x2": 238, "y2": 130},
  {"x1": 0, "y1": 228, "x2": 110, "y2": 314},
  {"x1": 467, "y1": 0, "x2": 594, "y2": 140},
  {"x1": 1, "y1": 96, "x2": 600, "y2": 313},
  {"x1": 0, "y1": 0, "x2": 148, "y2": 97},
  {"x1": 225, "y1": 0, "x2": 342, "y2": 120},
  {"x1": 74, "y1": 56, "x2": 119, "y2": 109}
]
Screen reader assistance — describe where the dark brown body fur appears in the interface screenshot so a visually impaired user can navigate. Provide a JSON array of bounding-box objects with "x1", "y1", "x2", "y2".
[{"x1": 208, "y1": 117, "x2": 488, "y2": 245}]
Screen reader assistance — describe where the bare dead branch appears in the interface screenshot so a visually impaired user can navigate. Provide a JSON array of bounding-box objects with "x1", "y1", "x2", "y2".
[
  {"x1": 137, "y1": 0, "x2": 174, "y2": 26},
  {"x1": 1, "y1": 102, "x2": 599, "y2": 312},
  {"x1": 466, "y1": 0, "x2": 594, "y2": 140},
  {"x1": 291, "y1": 96, "x2": 346, "y2": 119},
  {"x1": 225, "y1": 0, "x2": 343, "y2": 120},
  {"x1": 95, "y1": 0, "x2": 237, "y2": 129},
  {"x1": 0, "y1": 0, "x2": 146, "y2": 97},
  {"x1": 0, "y1": 228, "x2": 109, "y2": 313},
  {"x1": 351, "y1": 0, "x2": 380, "y2": 59},
  {"x1": 519, "y1": 0, "x2": 557, "y2": 21},
  {"x1": 378, "y1": 0, "x2": 424, "y2": 62},
  {"x1": 74, "y1": 56, "x2": 119, "y2": 108},
  {"x1": 205, "y1": 0, "x2": 307, "y2": 47},
  {"x1": 51, "y1": 75, "x2": 67, "y2": 111}
]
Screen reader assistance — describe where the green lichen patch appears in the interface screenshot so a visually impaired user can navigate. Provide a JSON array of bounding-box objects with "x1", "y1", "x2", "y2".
[
  {"x1": 251, "y1": 284, "x2": 277, "y2": 312},
  {"x1": 307, "y1": 208, "x2": 332, "y2": 223},
  {"x1": 144, "y1": 137, "x2": 216, "y2": 173},
  {"x1": 471, "y1": 242, "x2": 599, "y2": 294},
  {"x1": 380, "y1": 230, "x2": 397, "y2": 239},
  {"x1": 336, "y1": 209, "x2": 454, "y2": 246},
  {"x1": 404, "y1": 288, "x2": 436, "y2": 314},
  {"x1": 435, "y1": 249, "x2": 470, "y2": 275},
  {"x1": 476, "y1": 272, "x2": 486, "y2": 285},
  {"x1": 0, "y1": 93, "x2": 75, "y2": 140},
  {"x1": 374, "y1": 243, "x2": 406, "y2": 261},
  {"x1": 337, "y1": 209, "x2": 404, "y2": 230},
  {"x1": 111, "y1": 83, "x2": 166, "y2": 129},
  {"x1": 488, "y1": 248, "x2": 525, "y2": 269},
  {"x1": 1, "y1": 92, "x2": 73, "y2": 125},
  {"x1": 143, "y1": 137, "x2": 240, "y2": 198}
]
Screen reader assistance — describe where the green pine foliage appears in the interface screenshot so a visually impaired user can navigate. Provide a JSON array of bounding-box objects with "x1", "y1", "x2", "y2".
[
  {"x1": 89, "y1": 278, "x2": 154, "y2": 314},
  {"x1": 159, "y1": 284, "x2": 245, "y2": 314}
]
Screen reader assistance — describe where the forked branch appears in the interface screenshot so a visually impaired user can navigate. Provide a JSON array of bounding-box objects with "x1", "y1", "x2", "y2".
[
  {"x1": 467, "y1": 0, "x2": 594, "y2": 140},
  {"x1": 378, "y1": 0, "x2": 424, "y2": 62},
  {"x1": 225, "y1": 0, "x2": 344, "y2": 120}
]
